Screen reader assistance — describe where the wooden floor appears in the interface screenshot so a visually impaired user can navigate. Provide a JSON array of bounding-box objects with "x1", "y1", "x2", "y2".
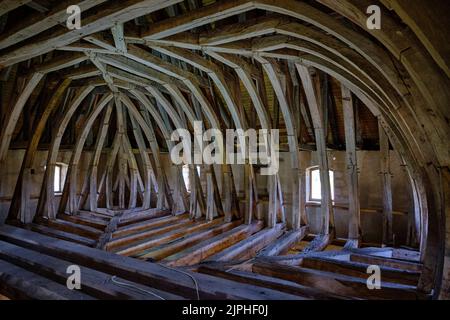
[{"x1": 0, "y1": 209, "x2": 428, "y2": 300}]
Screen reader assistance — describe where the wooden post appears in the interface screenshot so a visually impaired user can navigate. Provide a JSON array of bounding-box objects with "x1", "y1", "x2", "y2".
[
  {"x1": 379, "y1": 119, "x2": 393, "y2": 246},
  {"x1": 341, "y1": 85, "x2": 361, "y2": 243},
  {"x1": 296, "y1": 64, "x2": 334, "y2": 236}
]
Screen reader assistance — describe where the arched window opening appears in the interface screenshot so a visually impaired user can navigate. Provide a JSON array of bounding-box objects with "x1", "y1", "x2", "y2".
[
  {"x1": 54, "y1": 163, "x2": 68, "y2": 195},
  {"x1": 182, "y1": 164, "x2": 201, "y2": 193},
  {"x1": 307, "y1": 166, "x2": 335, "y2": 201}
]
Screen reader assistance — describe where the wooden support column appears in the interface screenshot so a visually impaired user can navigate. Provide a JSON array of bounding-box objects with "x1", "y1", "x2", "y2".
[
  {"x1": 0, "y1": 72, "x2": 44, "y2": 163},
  {"x1": 379, "y1": 119, "x2": 393, "y2": 246},
  {"x1": 8, "y1": 79, "x2": 71, "y2": 223},
  {"x1": 296, "y1": 64, "x2": 334, "y2": 236},
  {"x1": 105, "y1": 134, "x2": 121, "y2": 210},
  {"x1": 89, "y1": 104, "x2": 113, "y2": 211},
  {"x1": 59, "y1": 94, "x2": 114, "y2": 215},
  {"x1": 115, "y1": 97, "x2": 127, "y2": 210},
  {"x1": 129, "y1": 112, "x2": 153, "y2": 210},
  {"x1": 341, "y1": 85, "x2": 360, "y2": 245}
]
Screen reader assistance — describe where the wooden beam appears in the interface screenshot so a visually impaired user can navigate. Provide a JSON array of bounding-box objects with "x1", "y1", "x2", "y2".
[
  {"x1": 0, "y1": 224, "x2": 301, "y2": 299},
  {"x1": 379, "y1": 119, "x2": 393, "y2": 245},
  {"x1": 259, "y1": 227, "x2": 308, "y2": 256},
  {"x1": 8, "y1": 79, "x2": 72, "y2": 223},
  {"x1": 206, "y1": 223, "x2": 285, "y2": 262},
  {"x1": 0, "y1": 1, "x2": 107, "y2": 50},
  {"x1": 0, "y1": 0, "x2": 182, "y2": 66},
  {"x1": 296, "y1": 64, "x2": 334, "y2": 235},
  {"x1": 163, "y1": 221, "x2": 264, "y2": 266},
  {"x1": 341, "y1": 85, "x2": 360, "y2": 242},
  {"x1": 89, "y1": 104, "x2": 113, "y2": 211},
  {"x1": 0, "y1": 1, "x2": 31, "y2": 17}
]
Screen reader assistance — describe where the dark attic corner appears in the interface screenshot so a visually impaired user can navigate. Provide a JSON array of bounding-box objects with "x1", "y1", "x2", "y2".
[{"x1": 0, "y1": 0, "x2": 449, "y2": 308}]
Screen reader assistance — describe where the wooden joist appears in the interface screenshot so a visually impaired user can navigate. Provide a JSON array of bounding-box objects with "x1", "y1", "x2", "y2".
[
  {"x1": 252, "y1": 261, "x2": 423, "y2": 300},
  {"x1": 301, "y1": 256, "x2": 420, "y2": 286},
  {"x1": 138, "y1": 220, "x2": 243, "y2": 261},
  {"x1": 106, "y1": 218, "x2": 196, "y2": 251},
  {"x1": 197, "y1": 265, "x2": 349, "y2": 300},
  {"x1": 27, "y1": 223, "x2": 97, "y2": 247},
  {"x1": 0, "y1": 225, "x2": 301, "y2": 299},
  {"x1": 258, "y1": 227, "x2": 308, "y2": 257},
  {"x1": 0, "y1": 0, "x2": 182, "y2": 67},
  {"x1": 0, "y1": 240, "x2": 181, "y2": 300},
  {"x1": 113, "y1": 213, "x2": 187, "y2": 238},
  {"x1": 0, "y1": 259, "x2": 92, "y2": 300},
  {"x1": 35, "y1": 218, "x2": 103, "y2": 240},
  {"x1": 114, "y1": 218, "x2": 226, "y2": 256},
  {"x1": 57, "y1": 214, "x2": 108, "y2": 231},
  {"x1": 162, "y1": 221, "x2": 264, "y2": 266},
  {"x1": 206, "y1": 223, "x2": 285, "y2": 262},
  {"x1": 350, "y1": 253, "x2": 423, "y2": 273}
]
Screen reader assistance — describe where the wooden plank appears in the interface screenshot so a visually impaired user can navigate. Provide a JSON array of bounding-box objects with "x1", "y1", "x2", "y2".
[
  {"x1": 57, "y1": 214, "x2": 108, "y2": 230},
  {"x1": 106, "y1": 218, "x2": 195, "y2": 250},
  {"x1": 36, "y1": 218, "x2": 103, "y2": 240},
  {"x1": 27, "y1": 223, "x2": 96, "y2": 247},
  {"x1": 117, "y1": 209, "x2": 170, "y2": 227},
  {"x1": 139, "y1": 220, "x2": 243, "y2": 261},
  {"x1": 163, "y1": 221, "x2": 264, "y2": 266},
  {"x1": 259, "y1": 227, "x2": 308, "y2": 256},
  {"x1": 0, "y1": 225, "x2": 301, "y2": 299},
  {"x1": 0, "y1": 259, "x2": 93, "y2": 300},
  {"x1": 113, "y1": 213, "x2": 188, "y2": 238},
  {"x1": 197, "y1": 265, "x2": 349, "y2": 300},
  {"x1": 0, "y1": 240, "x2": 181, "y2": 300},
  {"x1": 301, "y1": 256, "x2": 420, "y2": 286},
  {"x1": 350, "y1": 253, "x2": 423, "y2": 273},
  {"x1": 253, "y1": 261, "x2": 421, "y2": 300},
  {"x1": 206, "y1": 223, "x2": 285, "y2": 262},
  {"x1": 115, "y1": 218, "x2": 226, "y2": 256}
]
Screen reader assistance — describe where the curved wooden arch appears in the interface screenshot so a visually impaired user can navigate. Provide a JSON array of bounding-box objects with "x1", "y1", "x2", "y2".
[
  {"x1": 36, "y1": 85, "x2": 96, "y2": 219},
  {"x1": 58, "y1": 93, "x2": 114, "y2": 214}
]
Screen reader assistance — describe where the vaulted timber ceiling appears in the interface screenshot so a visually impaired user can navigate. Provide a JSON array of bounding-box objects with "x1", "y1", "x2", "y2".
[{"x1": 0, "y1": 0, "x2": 449, "y2": 298}]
